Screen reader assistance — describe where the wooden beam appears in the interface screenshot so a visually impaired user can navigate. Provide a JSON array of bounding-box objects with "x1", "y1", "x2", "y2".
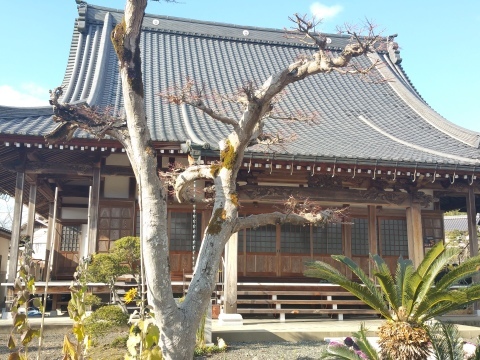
[
  {"x1": 7, "y1": 171, "x2": 24, "y2": 283},
  {"x1": 467, "y1": 187, "x2": 480, "y2": 310},
  {"x1": 367, "y1": 205, "x2": 377, "y2": 277},
  {"x1": 25, "y1": 172, "x2": 55, "y2": 202},
  {"x1": 44, "y1": 202, "x2": 54, "y2": 281},
  {"x1": 87, "y1": 164, "x2": 101, "y2": 255},
  {"x1": 26, "y1": 182, "x2": 37, "y2": 245},
  {"x1": 17, "y1": 161, "x2": 93, "y2": 176},
  {"x1": 101, "y1": 165, "x2": 135, "y2": 176},
  {"x1": 238, "y1": 185, "x2": 433, "y2": 207},
  {"x1": 44, "y1": 187, "x2": 58, "y2": 299},
  {"x1": 224, "y1": 233, "x2": 239, "y2": 314},
  {"x1": 467, "y1": 187, "x2": 479, "y2": 258},
  {"x1": 342, "y1": 221, "x2": 352, "y2": 279},
  {"x1": 406, "y1": 203, "x2": 424, "y2": 268}
]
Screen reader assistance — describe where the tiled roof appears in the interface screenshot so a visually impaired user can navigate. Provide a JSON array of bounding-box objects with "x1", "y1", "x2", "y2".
[
  {"x1": 1, "y1": 3, "x2": 480, "y2": 168},
  {"x1": 444, "y1": 215, "x2": 480, "y2": 233}
]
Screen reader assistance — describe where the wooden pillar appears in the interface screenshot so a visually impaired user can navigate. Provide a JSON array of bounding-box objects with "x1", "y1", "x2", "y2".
[
  {"x1": 87, "y1": 164, "x2": 101, "y2": 256},
  {"x1": 406, "y1": 203, "x2": 424, "y2": 269},
  {"x1": 467, "y1": 187, "x2": 479, "y2": 258},
  {"x1": 466, "y1": 187, "x2": 479, "y2": 311},
  {"x1": 7, "y1": 171, "x2": 25, "y2": 283},
  {"x1": 342, "y1": 222, "x2": 352, "y2": 278},
  {"x1": 367, "y1": 205, "x2": 377, "y2": 277},
  {"x1": 26, "y1": 182, "x2": 37, "y2": 246},
  {"x1": 275, "y1": 224, "x2": 281, "y2": 277},
  {"x1": 44, "y1": 203, "x2": 54, "y2": 280},
  {"x1": 223, "y1": 232, "x2": 238, "y2": 314},
  {"x1": 46, "y1": 188, "x2": 59, "y2": 280}
]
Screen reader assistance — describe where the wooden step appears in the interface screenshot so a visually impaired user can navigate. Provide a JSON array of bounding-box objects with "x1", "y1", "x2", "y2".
[
  {"x1": 237, "y1": 308, "x2": 379, "y2": 315},
  {"x1": 218, "y1": 290, "x2": 353, "y2": 297},
  {"x1": 236, "y1": 299, "x2": 367, "y2": 305}
]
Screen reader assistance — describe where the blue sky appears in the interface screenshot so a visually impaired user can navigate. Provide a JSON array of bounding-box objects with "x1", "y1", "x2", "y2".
[{"x1": 0, "y1": 0, "x2": 479, "y2": 132}]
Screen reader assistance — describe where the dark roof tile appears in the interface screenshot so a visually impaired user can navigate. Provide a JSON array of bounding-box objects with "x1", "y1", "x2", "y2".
[{"x1": 1, "y1": 3, "x2": 479, "y2": 168}]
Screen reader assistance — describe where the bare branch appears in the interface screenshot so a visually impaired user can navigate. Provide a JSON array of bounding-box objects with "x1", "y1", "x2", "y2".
[
  {"x1": 174, "y1": 164, "x2": 216, "y2": 203},
  {"x1": 266, "y1": 109, "x2": 320, "y2": 124},
  {"x1": 233, "y1": 210, "x2": 337, "y2": 233},
  {"x1": 45, "y1": 86, "x2": 127, "y2": 145},
  {"x1": 192, "y1": 102, "x2": 240, "y2": 127},
  {"x1": 233, "y1": 196, "x2": 345, "y2": 232},
  {"x1": 248, "y1": 131, "x2": 298, "y2": 153},
  {"x1": 159, "y1": 78, "x2": 239, "y2": 128},
  {"x1": 285, "y1": 13, "x2": 327, "y2": 48}
]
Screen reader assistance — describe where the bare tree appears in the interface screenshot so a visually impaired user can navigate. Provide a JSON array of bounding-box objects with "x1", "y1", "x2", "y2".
[
  {"x1": 0, "y1": 193, "x2": 14, "y2": 230},
  {"x1": 48, "y1": 2, "x2": 383, "y2": 359}
]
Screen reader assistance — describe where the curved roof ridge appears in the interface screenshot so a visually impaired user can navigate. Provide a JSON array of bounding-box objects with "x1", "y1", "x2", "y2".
[
  {"x1": 86, "y1": 3, "x2": 345, "y2": 37},
  {"x1": 84, "y1": 3, "x2": 369, "y2": 51},
  {"x1": 180, "y1": 104, "x2": 209, "y2": 147},
  {"x1": 62, "y1": 31, "x2": 85, "y2": 102},
  {"x1": 87, "y1": 12, "x2": 114, "y2": 105},
  {"x1": 358, "y1": 115, "x2": 479, "y2": 165},
  {"x1": 71, "y1": 26, "x2": 94, "y2": 101},
  {"x1": 382, "y1": 53, "x2": 424, "y2": 102},
  {"x1": 369, "y1": 52, "x2": 480, "y2": 148},
  {"x1": 80, "y1": 22, "x2": 102, "y2": 100}
]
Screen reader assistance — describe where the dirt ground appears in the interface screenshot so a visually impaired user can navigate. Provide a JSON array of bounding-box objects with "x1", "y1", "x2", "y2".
[{"x1": 1, "y1": 327, "x2": 129, "y2": 360}]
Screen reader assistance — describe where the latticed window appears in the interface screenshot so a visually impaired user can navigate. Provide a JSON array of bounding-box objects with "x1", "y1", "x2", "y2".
[
  {"x1": 169, "y1": 212, "x2": 202, "y2": 251},
  {"x1": 380, "y1": 218, "x2": 408, "y2": 256},
  {"x1": 245, "y1": 225, "x2": 276, "y2": 253},
  {"x1": 281, "y1": 223, "x2": 310, "y2": 254},
  {"x1": 135, "y1": 210, "x2": 140, "y2": 237},
  {"x1": 312, "y1": 223, "x2": 342, "y2": 255},
  {"x1": 422, "y1": 216, "x2": 444, "y2": 246},
  {"x1": 60, "y1": 225, "x2": 81, "y2": 252},
  {"x1": 351, "y1": 218, "x2": 369, "y2": 255}
]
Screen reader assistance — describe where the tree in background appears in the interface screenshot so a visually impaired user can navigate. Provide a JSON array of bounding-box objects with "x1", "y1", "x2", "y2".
[
  {"x1": 87, "y1": 236, "x2": 140, "y2": 313},
  {"x1": 0, "y1": 193, "x2": 14, "y2": 229},
  {"x1": 48, "y1": 1, "x2": 385, "y2": 358}
]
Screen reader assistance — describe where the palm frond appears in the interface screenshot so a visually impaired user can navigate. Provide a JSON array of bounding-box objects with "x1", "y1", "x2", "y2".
[
  {"x1": 395, "y1": 257, "x2": 413, "y2": 308},
  {"x1": 305, "y1": 260, "x2": 391, "y2": 319},
  {"x1": 403, "y1": 272, "x2": 423, "y2": 316},
  {"x1": 436, "y1": 254, "x2": 480, "y2": 290},
  {"x1": 415, "y1": 242, "x2": 445, "y2": 278},
  {"x1": 414, "y1": 290, "x2": 467, "y2": 321},
  {"x1": 353, "y1": 323, "x2": 380, "y2": 360},
  {"x1": 319, "y1": 343, "x2": 365, "y2": 360},
  {"x1": 419, "y1": 296, "x2": 478, "y2": 322},
  {"x1": 372, "y1": 255, "x2": 399, "y2": 311},
  {"x1": 465, "y1": 284, "x2": 480, "y2": 301},
  {"x1": 427, "y1": 321, "x2": 464, "y2": 360},
  {"x1": 397, "y1": 258, "x2": 430, "y2": 320},
  {"x1": 410, "y1": 247, "x2": 458, "y2": 311},
  {"x1": 331, "y1": 255, "x2": 380, "y2": 300}
]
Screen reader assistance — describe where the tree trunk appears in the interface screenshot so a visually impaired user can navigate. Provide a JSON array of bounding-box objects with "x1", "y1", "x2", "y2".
[{"x1": 52, "y1": 2, "x2": 381, "y2": 358}]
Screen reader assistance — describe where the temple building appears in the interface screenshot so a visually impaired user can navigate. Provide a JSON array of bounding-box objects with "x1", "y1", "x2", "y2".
[{"x1": 0, "y1": 3, "x2": 479, "y2": 315}]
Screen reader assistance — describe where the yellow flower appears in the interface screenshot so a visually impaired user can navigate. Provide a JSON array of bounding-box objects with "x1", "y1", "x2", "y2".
[{"x1": 124, "y1": 288, "x2": 138, "y2": 304}]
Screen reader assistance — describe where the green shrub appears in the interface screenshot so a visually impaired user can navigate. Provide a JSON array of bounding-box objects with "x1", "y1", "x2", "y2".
[
  {"x1": 84, "y1": 293, "x2": 102, "y2": 307},
  {"x1": 111, "y1": 334, "x2": 129, "y2": 348},
  {"x1": 84, "y1": 305, "x2": 129, "y2": 339},
  {"x1": 194, "y1": 344, "x2": 226, "y2": 357}
]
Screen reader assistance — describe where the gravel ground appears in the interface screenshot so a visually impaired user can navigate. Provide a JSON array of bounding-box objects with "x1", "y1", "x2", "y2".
[
  {"x1": 196, "y1": 341, "x2": 328, "y2": 359},
  {"x1": 1, "y1": 326, "x2": 328, "y2": 360},
  {"x1": 2, "y1": 327, "x2": 477, "y2": 359}
]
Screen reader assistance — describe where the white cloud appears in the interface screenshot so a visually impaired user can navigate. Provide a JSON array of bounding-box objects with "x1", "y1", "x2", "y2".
[
  {"x1": 310, "y1": 2, "x2": 343, "y2": 21},
  {"x1": 0, "y1": 84, "x2": 49, "y2": 107}
]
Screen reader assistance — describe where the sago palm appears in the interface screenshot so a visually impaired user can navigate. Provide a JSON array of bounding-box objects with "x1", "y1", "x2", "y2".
[{"x1": 304, "y1": 241, "x2": 480, "y2": 360}]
